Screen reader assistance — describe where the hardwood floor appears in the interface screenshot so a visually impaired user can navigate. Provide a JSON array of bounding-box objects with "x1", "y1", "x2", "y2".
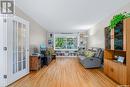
[{"x1": 8, "y1": 57, "x2": 119, "y2": 87}]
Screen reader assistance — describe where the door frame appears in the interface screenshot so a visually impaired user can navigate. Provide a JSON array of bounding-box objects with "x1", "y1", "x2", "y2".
[{"x1": 0, "y1": 15, "x2": 8, "y2": 87}]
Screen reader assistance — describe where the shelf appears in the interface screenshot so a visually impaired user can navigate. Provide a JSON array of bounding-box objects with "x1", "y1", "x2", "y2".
[
  {"x1": 105, "y1": 49, "x2": 114, "y2": 51},
  {"x1": 105, "y1": 49, "x2": 126, "y2": 52},
  {"x1": 114, "y1": 50, "x2": 126, "y2": 52},
  {"x1": 105, "y1": 59, "x2": 126, "y2": 66},
  {"x1": 56, "y1": 56, "x2": 78, "y2": 57},
  {"x1": 113, "y1": 60, "x2": 126, "y2": 66}
]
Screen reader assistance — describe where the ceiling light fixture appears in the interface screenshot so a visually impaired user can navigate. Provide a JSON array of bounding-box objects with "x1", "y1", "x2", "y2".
[{"x1": 73, "y1": 25, "x2": 94, "y2": 30}]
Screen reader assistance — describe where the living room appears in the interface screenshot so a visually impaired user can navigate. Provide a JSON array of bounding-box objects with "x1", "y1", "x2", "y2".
[{"x1": 0, "y1": 0, "x2": 130, "y2": 87}]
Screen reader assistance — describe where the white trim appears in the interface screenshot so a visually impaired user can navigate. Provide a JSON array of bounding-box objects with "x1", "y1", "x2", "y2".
[
  {"x1": 54, "y1": 49, "x2": 78, "y2": 51},
  {"x1": 56, "y1": 56, "x2": 78, "y2": 58}
]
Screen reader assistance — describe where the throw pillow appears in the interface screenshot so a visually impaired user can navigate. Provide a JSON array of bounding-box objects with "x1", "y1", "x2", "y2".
[
  {"x1": 84, "y1": 51, "x2": 95, "y2": 58},
  {"x1": 87, "y1": 51, "x2": 95, "y2": 58},
  {"x1": 84, "y1": 51, "x2": 89, "y2": 57}
]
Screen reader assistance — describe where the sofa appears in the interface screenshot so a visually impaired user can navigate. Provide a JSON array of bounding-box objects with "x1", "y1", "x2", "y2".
[{"x1": 79, "y1": 47, "x2": 103, "y2": 68}]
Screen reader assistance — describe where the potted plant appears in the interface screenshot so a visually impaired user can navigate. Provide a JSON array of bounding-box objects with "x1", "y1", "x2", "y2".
[
  {"x1": 109, "y1": 12, "x2": 130, "y2": 30},
  {"x1": 45, "y1": 47, "x2": 55, "y2": 56}
]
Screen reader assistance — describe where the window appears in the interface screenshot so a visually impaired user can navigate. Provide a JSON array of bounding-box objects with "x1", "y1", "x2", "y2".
[{"x1": 54, "y1": 34, "x2": 78, "y2": 50}]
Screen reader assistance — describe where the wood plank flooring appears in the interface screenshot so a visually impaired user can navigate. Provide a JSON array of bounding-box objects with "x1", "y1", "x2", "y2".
[{"x1": 8, "y1": 57, "x2": 119, "y2": 87}]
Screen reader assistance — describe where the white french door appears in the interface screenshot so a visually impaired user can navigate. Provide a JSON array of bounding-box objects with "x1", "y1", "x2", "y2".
[
  {"x1": 6, "y1": 16, "x2": 29, "y2": 85},
  {"x1": 0, "y1": 15, "x2": 29, "y2": 87},
  {"x1": 10, "y1": 16, "x2": 29, "y2": 84}
]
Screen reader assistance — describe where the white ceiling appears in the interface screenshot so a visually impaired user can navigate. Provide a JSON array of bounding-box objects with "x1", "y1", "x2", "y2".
[{"x1": 16, "y1": 0, "x2": 130, "y2": 32}]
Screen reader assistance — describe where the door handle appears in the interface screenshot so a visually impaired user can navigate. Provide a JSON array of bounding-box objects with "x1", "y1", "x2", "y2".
[{"x1": 3, "y1": 47, "x2": 7, "y2": 51}]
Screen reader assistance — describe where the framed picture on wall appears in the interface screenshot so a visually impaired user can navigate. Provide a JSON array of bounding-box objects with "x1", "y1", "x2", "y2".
[{"x1": 48, "y1": 40, "x2": 52, "y2": 44}]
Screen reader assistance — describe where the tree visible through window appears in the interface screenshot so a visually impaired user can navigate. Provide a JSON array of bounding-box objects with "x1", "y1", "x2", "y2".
[{"x1": 55, "y1": 35, "x2": 78, "y2": 50}]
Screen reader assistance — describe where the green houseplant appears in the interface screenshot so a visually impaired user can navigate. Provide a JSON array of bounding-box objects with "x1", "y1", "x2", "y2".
[
  {"x1": 45, "y1": 47, "x2": 55, "y2": 56},
  {"x1": 109, "y1": 12, "x2": 130, "y2": 30}
]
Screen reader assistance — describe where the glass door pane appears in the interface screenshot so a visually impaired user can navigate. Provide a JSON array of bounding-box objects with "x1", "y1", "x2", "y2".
[
  {"x1": 18, "y1": 22, "x2": 23, "y2": 71},
  {"x1": 105, "y1": 27, "x2": 111, "y2": 49},
  {"x1": 114, "y1": 22, "x2": 123, "y2": 50},
  {"x1": 13, "y1": 21, "x2": 27, "y2": 73},
  {"x1": 13, "y1": 20, "x2": 17, "y2": 74},
  {"x1": 22, "y1": 24, "x2": 26, "y2": 69}
]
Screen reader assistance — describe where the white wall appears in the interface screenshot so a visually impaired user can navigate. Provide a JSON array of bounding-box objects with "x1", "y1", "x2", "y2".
[
  {"x1": 87, "y1": 3, "x2": 130, "y2": 49},
  {"x1": 15, "y1": 7, "x2": 48, "y2": 53}
]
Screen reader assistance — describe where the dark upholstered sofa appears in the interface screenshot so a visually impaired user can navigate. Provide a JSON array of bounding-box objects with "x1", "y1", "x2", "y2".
[{"x1": 79, "y1": 47, "x2": 103, "y2": 68}]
